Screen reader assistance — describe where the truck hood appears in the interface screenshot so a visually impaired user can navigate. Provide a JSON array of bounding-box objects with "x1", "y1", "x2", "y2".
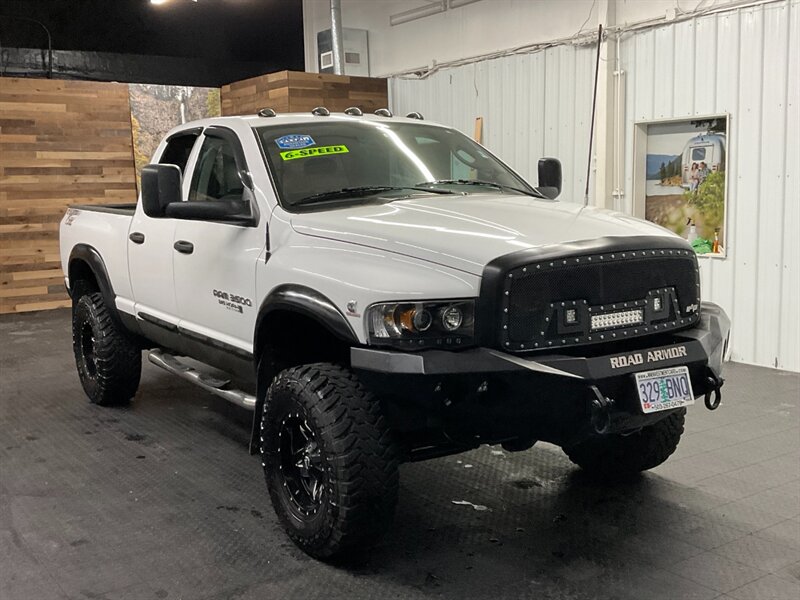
[{"x1": 290, "y1": 193, "x2": 677, "y2": 275}]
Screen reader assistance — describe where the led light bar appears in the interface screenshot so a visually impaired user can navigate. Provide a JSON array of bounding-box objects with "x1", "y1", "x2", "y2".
[{"x1": 590, "y1": 308, "x2": 644, "y2": 331}]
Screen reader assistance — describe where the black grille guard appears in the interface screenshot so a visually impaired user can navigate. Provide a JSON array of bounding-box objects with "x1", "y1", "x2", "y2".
[{"x1": 476, "y1": 235, "x2": 701, "y2": 352}]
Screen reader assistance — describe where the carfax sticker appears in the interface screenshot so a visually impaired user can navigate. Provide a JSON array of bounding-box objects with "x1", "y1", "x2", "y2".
[
  {"x1": 275, "y1": 134, "x2": 315, "y2": 149},
  {"x1": 280, "y1": 145, "x2": 349, "y2": 161}
]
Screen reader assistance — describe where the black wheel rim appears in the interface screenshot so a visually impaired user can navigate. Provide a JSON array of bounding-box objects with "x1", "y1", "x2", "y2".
[
  {"x1": 79, "y1": 322, "x2": 98, "y2": 378},
  {"x1": 278, "y1": 413, "x2": 326, "y2": 516}
]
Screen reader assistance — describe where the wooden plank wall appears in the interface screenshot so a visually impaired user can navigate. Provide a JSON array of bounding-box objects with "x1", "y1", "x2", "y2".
[
  {"x1": 0, "y1": 77, "x2": 137, "y2": 314},
  {"x1": 221, "y1": 70, "x2": 388, "y2": 116},
  {"x1": 0, "y1": 72, "x2": 383, "y2": 315}
]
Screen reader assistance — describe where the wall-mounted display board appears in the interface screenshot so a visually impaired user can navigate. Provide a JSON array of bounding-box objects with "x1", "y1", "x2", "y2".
[
  {"x1": 633, "y1": 115, "x2": 729, "y2": 258},
  {"x1": 129, "y1": 84, "x2": 221, "y2": 187}
]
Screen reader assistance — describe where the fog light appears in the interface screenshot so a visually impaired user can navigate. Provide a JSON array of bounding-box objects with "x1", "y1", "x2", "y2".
[{"x1": 565, "y1": 308, "x2": 578, "y2": 324}]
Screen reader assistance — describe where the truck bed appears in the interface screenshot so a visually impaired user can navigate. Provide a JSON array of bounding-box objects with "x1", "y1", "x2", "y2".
[
  {"x1": 60, "y1": 204, "x2": 136, "y2": 304},
  {"x1": 70, "y1": 203, "x2": 137, "y2": 216}
]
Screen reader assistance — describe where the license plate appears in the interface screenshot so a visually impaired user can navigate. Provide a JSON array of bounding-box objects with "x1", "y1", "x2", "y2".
[{"x1": 635, "y1": 366, "x2": 695, "y2": 414}]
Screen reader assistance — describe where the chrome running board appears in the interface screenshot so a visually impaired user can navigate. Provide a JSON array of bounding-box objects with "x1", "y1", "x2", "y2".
[{"x1": 147, "y1": 349, "x2": 256, "y2": 411}]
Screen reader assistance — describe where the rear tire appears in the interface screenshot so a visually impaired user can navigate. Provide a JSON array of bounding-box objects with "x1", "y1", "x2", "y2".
[
  {"x1": 562, "y1": 409, "x2": 686, "y2": 479},
  {"x1": 261, "y1": 363, "x2": 399, "y2": 561},
  {"x1": 72, "y1": 292, "x2": 141, "y2": 406}
]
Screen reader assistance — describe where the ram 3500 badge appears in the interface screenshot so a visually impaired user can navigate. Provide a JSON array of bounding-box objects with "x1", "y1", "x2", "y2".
[{"x1": 60, "y1": 109, "x2": 730, "y2": 561}]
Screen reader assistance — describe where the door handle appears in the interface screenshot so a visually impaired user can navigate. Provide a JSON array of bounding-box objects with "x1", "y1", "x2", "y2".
[
  {"x1": 174, "y1": 240, "x2": 194, "y2": 254},
  {"x1": 129, "y1": 232, "x2": 145, "y2": 244}
]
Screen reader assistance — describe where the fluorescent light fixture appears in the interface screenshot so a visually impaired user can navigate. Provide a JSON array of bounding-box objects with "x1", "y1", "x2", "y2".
[
  {"x1": 449, "y1": 0, "x2": 483, "y2": 8},
  {"x1": 150, "y1": 0, "x2": 169, "y2": 4},
  {"x1": 390, "y1": 1, "x2": 446, "y2": 26}
]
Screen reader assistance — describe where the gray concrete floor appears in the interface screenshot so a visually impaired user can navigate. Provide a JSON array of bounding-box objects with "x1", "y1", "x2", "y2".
[{"x1": 1, "y1": 310, "x2": 799, "y2": 600}]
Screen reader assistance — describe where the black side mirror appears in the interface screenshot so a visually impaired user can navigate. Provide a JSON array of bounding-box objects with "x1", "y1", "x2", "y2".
[
  {"x1": 141, "y1": 164, "x2": 182, "y2": 217},
  {"x1": 164, "y1": 187, "x2": 255, "y2": 223},
  {"x1": 537, "y1": 157, "x2": 562, "y2": 199},
  {"x1": 165, "y1": 200, "x2": 245, "y2": 221}
]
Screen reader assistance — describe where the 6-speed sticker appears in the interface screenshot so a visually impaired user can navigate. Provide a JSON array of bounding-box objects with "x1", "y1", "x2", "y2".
[{"x1": 280, "y1": 145, "x2": 349, "y2": 161}]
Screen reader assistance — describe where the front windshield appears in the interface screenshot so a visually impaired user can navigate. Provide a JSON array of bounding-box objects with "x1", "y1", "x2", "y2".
[{"x1": 256, "y1": 120, "x2": 538, "y2": 208}]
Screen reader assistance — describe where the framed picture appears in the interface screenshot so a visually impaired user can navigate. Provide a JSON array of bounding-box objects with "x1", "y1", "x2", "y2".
[{"x1": 632, "y1": 115, "x2": 729, "y2": 258}]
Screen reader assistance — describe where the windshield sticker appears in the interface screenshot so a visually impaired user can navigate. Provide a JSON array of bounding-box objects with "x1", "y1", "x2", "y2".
[
  {"x1": 275, "y1": 134, "x2": 315, "y2": 149},
  {"x1": 280, "y1": 145, "x2": 349, "y2": 161}
]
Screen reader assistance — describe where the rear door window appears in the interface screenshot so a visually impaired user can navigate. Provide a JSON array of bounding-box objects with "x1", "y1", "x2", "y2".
[
  {"x1": 691, "y1": 147, "x2": 707, "y2": 161},
  {"x1": 159, "y1": 133, "x2": 199, "y2": 175}
]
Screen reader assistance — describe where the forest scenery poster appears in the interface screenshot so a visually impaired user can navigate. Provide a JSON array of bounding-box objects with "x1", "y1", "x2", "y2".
[
  {"x1": 644, "y1": 116, "x2": 728, "y2": 256},
  {"x1": 129, "y1": 84, "x2": 221, "y2": 188}
]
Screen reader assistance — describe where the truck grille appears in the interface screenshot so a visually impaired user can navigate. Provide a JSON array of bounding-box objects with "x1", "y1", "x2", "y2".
[{"x1": 482, "y1": 239, "x2": 701, "y2": 353}]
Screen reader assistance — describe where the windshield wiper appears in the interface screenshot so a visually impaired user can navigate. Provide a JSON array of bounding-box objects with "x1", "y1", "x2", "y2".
[
  {"x1": 416, "y1": 179, "x2": 544, "y2": 198},
  {"x1": 293, "y1": 185, "x2": 453, "y2": 206}
]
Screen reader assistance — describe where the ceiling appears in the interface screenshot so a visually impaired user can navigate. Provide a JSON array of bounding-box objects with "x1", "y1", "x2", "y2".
[{"x1": 0, "y1": 0, "x2": 304, "y2": 68}]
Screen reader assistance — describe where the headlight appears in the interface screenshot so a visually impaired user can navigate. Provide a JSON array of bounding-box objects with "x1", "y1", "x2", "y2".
[{"x1": 367, "y1": 300, "x2": 475, "y2": 350}]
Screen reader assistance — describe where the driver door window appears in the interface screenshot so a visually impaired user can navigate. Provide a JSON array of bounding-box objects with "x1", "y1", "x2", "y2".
[{"x1": 188, "y1": 137, "x2": 244, "y2": 202}]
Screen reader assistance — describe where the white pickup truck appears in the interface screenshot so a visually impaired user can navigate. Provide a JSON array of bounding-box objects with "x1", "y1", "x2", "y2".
[{"x1": 60, "y1": 108, "x2": 730, "y2": 560}]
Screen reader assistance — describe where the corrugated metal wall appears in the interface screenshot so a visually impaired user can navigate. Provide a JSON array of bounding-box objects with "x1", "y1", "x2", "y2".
[
  {"x1": 389, "y1": 45, "x2": 597, "y2": 204},
  {"x1": 391, "y1": 0, "x2": 799, "y2": 371},
  {"x1": 619, "y1": 0, "x2": 799, "y2": 371}
]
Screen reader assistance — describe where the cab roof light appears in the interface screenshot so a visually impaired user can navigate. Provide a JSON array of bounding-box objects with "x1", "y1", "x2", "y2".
[
  {"x1": 257, "y1": 108, "x2": 277, "y2": 117},
  {"x1": 344, "y1": 106, "x2": 363, "y2": 116},
  {"x1": 311, "y1": 106, "x2": 330, "y2": 116},
  {"x1": 374, "y1": 108, "x2": 393, "y2": 117},
  {"x1": 405, "y1": 111, "x2": 424, "y2": 120}
]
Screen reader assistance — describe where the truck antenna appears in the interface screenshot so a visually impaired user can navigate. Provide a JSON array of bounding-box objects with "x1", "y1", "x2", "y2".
[{"x1": 584, "y1": 24, "x2": 603, "y2": 207}]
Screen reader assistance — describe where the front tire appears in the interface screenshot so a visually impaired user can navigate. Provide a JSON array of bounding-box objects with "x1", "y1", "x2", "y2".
[
  {"x1": 72, "y1": 292, "x2": 141, "y2": 406},
  {"x1": 562, "y1": 409, "x2": 686, "y2": 479},
  {"x1": 261, "y1": 363, "x2": 400, "y2": 561}
]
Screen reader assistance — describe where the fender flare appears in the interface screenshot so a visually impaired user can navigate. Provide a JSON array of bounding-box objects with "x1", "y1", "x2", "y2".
[
  {"x1": 248, "y1": 284, "x2": 359, "y2": 453},
  {"x1": 67, "y1": 244, "x2": 126, "y2": 329},
  {"x1": 253, "y1": 284, "x2": 358, "y2": 359}
]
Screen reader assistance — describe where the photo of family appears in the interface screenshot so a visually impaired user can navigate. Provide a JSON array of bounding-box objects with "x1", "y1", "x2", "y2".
[{"x1": 643, "y1": 116, "x2": 728, "y2": 256}]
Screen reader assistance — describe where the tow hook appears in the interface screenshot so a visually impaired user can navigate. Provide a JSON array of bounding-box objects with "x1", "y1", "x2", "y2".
[
  {"x1": 589, "y1": 385, "x2": 615, "y2": 434},
  {"x1": 704, "y1": 372, "x2": 724, "y2": 411}
]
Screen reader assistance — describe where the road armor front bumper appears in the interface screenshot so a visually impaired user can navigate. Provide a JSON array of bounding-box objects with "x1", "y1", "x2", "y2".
[{"x1": 351, "y1": 302, "x2": 730, "y2": 451}]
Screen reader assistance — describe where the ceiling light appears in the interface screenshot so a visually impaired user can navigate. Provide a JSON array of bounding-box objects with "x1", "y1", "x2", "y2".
[{"x1": 390, "y1": 1, "x2": 446, "y2": 26}]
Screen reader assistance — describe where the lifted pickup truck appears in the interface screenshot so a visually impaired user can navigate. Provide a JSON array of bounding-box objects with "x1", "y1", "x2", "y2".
[{"x1": 60, "y1": 108, "x2": 730, "y2": 560}]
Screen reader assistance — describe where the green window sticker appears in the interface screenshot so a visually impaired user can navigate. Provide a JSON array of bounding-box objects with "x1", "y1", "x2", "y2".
[{"x1": 280, "y1": 145, "x2": 349, "y2": 161}]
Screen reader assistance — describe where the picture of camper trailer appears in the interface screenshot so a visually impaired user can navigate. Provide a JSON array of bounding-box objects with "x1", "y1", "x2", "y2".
[{"x1": 681, "y1": 133, "x2": 726, "y2": 189}]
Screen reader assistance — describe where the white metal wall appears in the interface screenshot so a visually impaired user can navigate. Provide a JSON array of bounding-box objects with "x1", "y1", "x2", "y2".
[
  {"x1": 390, "y1": 45, "x2": 597, "y2": 204},
  {"x1": 390, "y1": 0, "x2": 799, "y2": 371},
  {"x1": 619, "y1": 1, "x2": 799, "y2": 371}
]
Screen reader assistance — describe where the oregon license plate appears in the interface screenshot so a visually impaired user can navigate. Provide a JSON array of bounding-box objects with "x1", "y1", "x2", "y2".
[{"x1": 635, "y1": 366, "x2": 695, "y2": 414}]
